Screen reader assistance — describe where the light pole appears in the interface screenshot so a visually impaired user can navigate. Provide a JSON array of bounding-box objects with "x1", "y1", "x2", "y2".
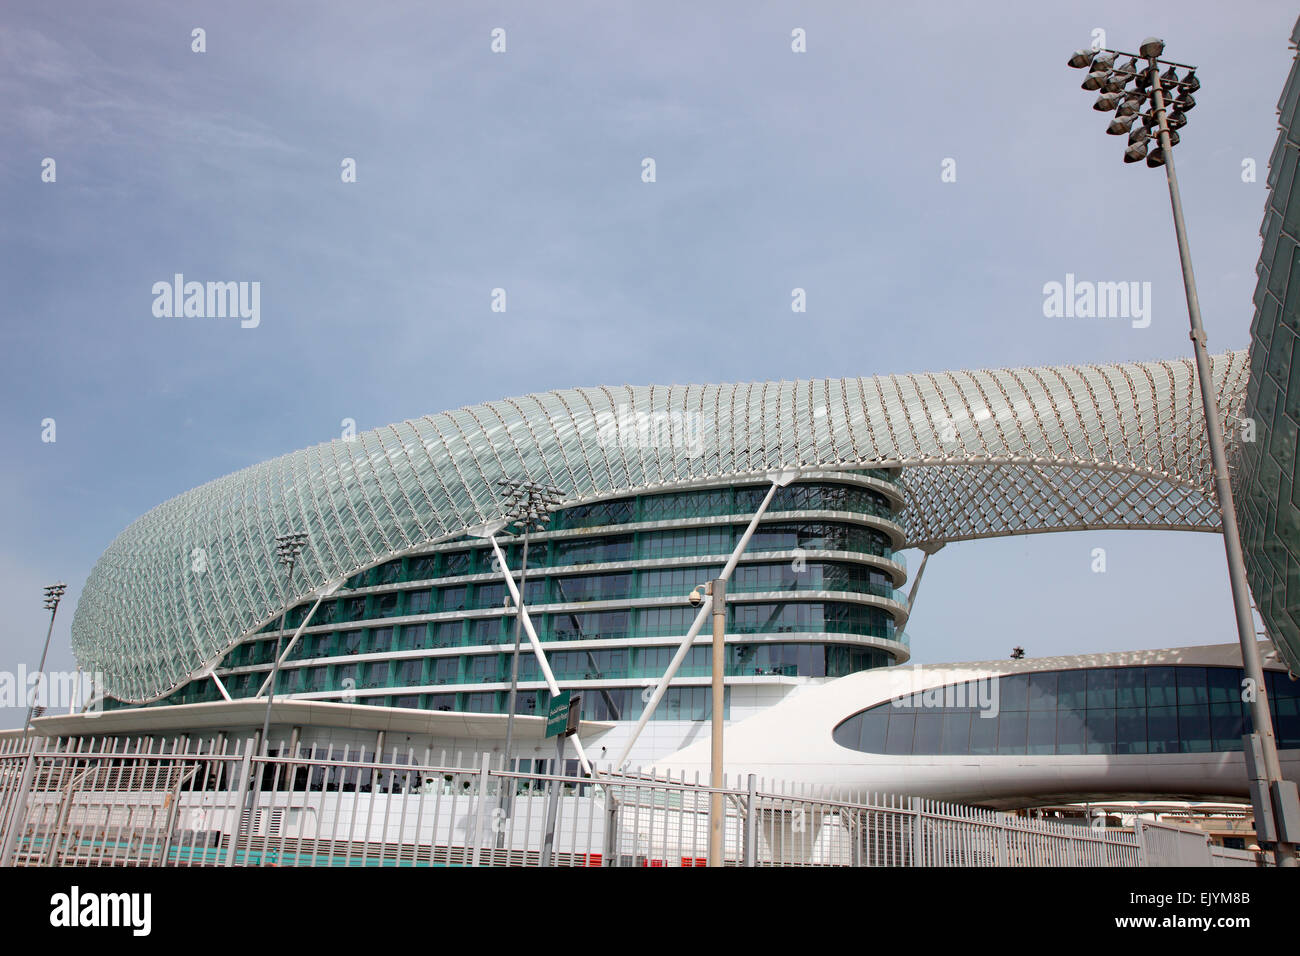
[
  {"x1": 20, "y1": 583, "x2": 67, "y2": 746},
  {"x1": 495, "y1": 478, "x2": 564, "y2": 830},
  {"x1": 1069, "y1": 37, "x2": 1297, "y2": 866},
  {"x1": 260, "y1": 532, "x2": 309, "y2": 755},
  {"x1": 0, "y1": 582, "x2": 68, "y2": 866},
  {"x1": 690, "y1": 577, "x2": 729, "y2": 868}
]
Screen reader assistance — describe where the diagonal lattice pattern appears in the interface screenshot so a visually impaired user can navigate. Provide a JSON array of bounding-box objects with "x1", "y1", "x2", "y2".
[
  {"x1": 1236, "y1": 16, "x2": 1300, "y2": 677},
  {"x1": 71, "y1": 351, "x2": 1250, "y2": 702}
]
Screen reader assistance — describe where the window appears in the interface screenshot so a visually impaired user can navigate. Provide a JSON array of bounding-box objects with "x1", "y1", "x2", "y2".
[
  {"x1": 430, "y1": 621, "x2": 461, "y2": 648},
  {"x1": 552, "y1": 535, "x2": 633, "y2": 565},
  {"x1": 396, "y1": 659, "x2": 424, "y2": 686},
  {"x1": 407, "y1": 556, "x2": 438, "y2": 581},
  {"x1": 638, "y1": 606, "x2": 695, "y2": 637},
  {"x1": 550, "y1": 610, "x2": 630, "y2": 642},
  {"x1": 640, "y1": 528, "x2": 730, "y2": 560},
  {"x1": 440, "y1": 587, "x2": 468, "y2": 612},
  {"x1": 431, "y1": 658, "x2": 459, "y2": 685},
  {"x1": 830, "y1": 666, "x2": 1296, "y2": 758},
  {"x1": 557, "y1": 499, "x2": 634, "y2": 529},
  {"x1": 406, "y1": 590, "x2": 432, "y2": 615},
  {"x1": 401, "y1": 623, "x2": 429, "y2": 650},
  {"x1": 475, "y1": 582, "x2": 507, "y2": 609},
  {"x1": 442, "y1": 551, "x2": 471, "y2": 576},
  {"x1": 552, "y1": 573, "x2": 633, "y2": 603},
  {"x1": 641, "y1": 566, "x2": 722, "y2": 598},
  {"x1": 466, "y1": 617, "x2": 502, "y2": 645},
  {"x1": 462, "y1": 693, "x2": 497, "y2": 713},
  {"x1": 369, "y1": 627, "x2": 394, "y2": 653},
  {"x1": 363, "y1": 661, "x2": 391, "y2": 688},
  {"x1": 469, "y1": 654, "x2": 501, "y2": 683}
]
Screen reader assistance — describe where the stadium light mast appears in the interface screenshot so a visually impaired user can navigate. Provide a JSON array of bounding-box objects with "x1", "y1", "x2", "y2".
[
  {"x1": 0, "y1": 582, "x2": 68, "y2": 866},
  {"x1": 260, "y1": 532, "x2": 309, "y2": 754},
  {"x1": 496, "y1": 479, "x2": 564, "y2": 794},
  {"x1": 1069, "y1": 37, "x2": 1298, "y2": 866},
  {"x1": 20, "y1": 583, "x2": 67, "y2": 745}
]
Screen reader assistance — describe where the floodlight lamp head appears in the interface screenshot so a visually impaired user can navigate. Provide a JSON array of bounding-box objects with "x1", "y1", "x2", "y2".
[
  {"x1": 1138, "y1": 37, "x2": 1165, "y2": 58},
  {"x1": 1123, "y1": 142, "x2": 1148, "y2": 163},
  {"x1": 1067, "y1": 49, "x2": 1093, "y2": 68}
]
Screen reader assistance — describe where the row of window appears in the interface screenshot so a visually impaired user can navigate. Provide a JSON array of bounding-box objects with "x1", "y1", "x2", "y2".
[
  {"x1": 230, "y1": 600, "x2": 897, "y2": 668},
  {"x1": 275, "y1": 544, "x2": 900, "y2": 636},
  {"x1": 833, "y1": 667, "x2": 1300, "y2": 756},
  {"x1": 220, "y1": 642, "x2": 891, "y2": 699},
  {"x1": 318, "y1": 516, "x2": 897, "y2": 601},
  {"x1": 553, "y1": 482, "x2": 895, "y2": 531},
  {"x1": 161, "y1": 681, "x2": 730, "y2": 722}
]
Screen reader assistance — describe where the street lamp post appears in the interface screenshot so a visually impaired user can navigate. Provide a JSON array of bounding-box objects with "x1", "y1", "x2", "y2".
[
  {"x1": 1069, "y1": 37, "x2": 1297, "y2": 866},
  {"x1": 260, "y1": 532, "x2": 309, "y2": 755},
  {"x1": 495, "y1": 478, "x2": 564, "y2": 831}
]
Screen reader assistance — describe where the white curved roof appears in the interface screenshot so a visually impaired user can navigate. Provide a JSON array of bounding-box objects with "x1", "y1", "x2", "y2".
[
  {"x1": 654, "y1": 643, "x2": 1294, "y2": 806},
  {"x1": 71, "y1": 350, "x2": 1249, "y2": 702}
]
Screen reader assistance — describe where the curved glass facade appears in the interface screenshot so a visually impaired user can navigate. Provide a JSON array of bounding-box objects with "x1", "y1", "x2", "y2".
[
  {"x1": 74, "y1": 343, "x2": 1247, "y2": 703},
  {"x1": 114, "y1": 477, "x2": 906, "y2": 720},
  {"x1": 1238, "y1": 17, "x2": 1300, "y2": 676},
  {"x1": 832, "y1": 666, "x2": 1300, "y2": 756}
]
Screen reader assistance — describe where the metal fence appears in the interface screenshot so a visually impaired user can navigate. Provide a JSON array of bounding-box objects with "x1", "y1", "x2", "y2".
[{"x1": 0, "y1": 735, "x2": 1265, "y2": 867}]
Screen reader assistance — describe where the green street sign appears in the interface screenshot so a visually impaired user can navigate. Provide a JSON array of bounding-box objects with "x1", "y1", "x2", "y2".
[{"x1": 545, "y1": 691, "x2": 571, "y2": 738}]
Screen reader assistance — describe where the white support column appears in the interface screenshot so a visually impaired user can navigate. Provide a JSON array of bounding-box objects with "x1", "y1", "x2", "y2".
[
  {"x1": 255, "y1": 580, "x2": 343, "y2": 698},
  {"x1": 484, "y1": 533, "x2": 593, "y2": 775},
  {"x1": 906, "y1": 543, "x2": 943, "y2": 612},
  {"x1": 613, "y1": 468, "x2": 799, "y2": 769},
  {"x1": 209, "y1": 670, "x2": 233, "y2": 702}
]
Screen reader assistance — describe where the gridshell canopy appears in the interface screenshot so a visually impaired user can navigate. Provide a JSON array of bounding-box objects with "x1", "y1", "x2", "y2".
[{"x1": 72, "y1": 351, "x2": 1250, "y2": 702}]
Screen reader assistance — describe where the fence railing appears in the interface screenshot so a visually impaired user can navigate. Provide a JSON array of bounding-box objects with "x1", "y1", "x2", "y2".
[{"x1": 0, "y1": 735, "x2": 1266, "y2": 868}]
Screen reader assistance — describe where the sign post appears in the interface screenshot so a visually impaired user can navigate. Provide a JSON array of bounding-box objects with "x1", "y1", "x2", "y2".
[{"x1": 540, "y1": 692, "x2": 580, "y2": 866}]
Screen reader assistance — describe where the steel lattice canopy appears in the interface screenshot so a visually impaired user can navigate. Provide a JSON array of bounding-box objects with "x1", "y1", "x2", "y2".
[{"x1": 72, "y1": 351, "x2": 1250, "y2": 702}]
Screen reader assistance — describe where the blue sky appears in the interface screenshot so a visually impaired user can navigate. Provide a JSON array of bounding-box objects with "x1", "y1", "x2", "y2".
[{"x1": 1, "y1": 1, "x2": 1295, "y2": 725}]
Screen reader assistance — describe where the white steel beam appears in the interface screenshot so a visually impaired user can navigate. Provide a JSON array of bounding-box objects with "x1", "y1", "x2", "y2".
[
  {"x1": 613, "y1": 469, "x2": 799, "y2": 769},
  {"x1": 484, "y1": 533, "x2": 593, "y2": 776}
]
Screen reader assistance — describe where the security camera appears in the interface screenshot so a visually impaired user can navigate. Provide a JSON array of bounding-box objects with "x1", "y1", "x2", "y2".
[{"x1": 688, "y1": 585, "x2": 705, "y2": 607}]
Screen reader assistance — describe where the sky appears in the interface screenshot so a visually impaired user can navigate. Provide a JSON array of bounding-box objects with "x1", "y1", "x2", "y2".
[{"x1": 0, "y1": 1, "x2": 1296, "y2": 726}]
